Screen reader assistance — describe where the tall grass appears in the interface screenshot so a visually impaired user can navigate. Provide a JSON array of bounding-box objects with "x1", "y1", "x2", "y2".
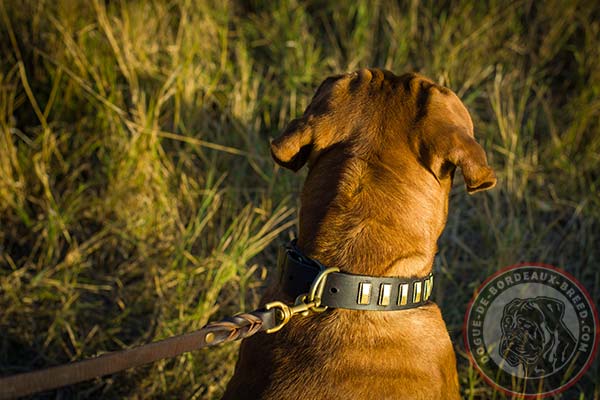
[{"x1": 0, "y1": 1, "x2": 598, "y2": 398}]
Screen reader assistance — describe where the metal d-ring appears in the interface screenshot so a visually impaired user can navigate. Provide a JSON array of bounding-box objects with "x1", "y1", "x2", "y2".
[
  {"x1": 264, "y1": 265, "x2": 339, "y2": 333},
  {"x1": 306, "y1": 266, "x2": 339, "y2": 312}
]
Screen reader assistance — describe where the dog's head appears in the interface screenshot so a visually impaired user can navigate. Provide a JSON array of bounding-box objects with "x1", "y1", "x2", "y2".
[
  {"x1": 271, "y1": 69, "x2": 496, "y2": 271},
  {"x1": 499, "y1": 297, "x2": 575, "y2": 374},
  {"x1": 271, "y1": 68, "x2": 496, "y2": 194}
]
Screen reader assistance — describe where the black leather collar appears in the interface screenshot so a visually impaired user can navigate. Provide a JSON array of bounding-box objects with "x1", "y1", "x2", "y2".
[{"x1": 278, "y1": 241, "x2": 434, "y2": 311}]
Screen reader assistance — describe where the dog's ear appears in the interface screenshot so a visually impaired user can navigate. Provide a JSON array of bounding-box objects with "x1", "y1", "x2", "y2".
[
  {"x1": 536, "y1": 297, "x2": 565, "y2": 318},
  {"x1": 421, "y1": 125, "x2": 497, "y2": 194},
  {"x1": 533, "y1": 297, "x2": 566, "y2": 332},
  {"x1": 270, "y1": 117, "x2": 314, "y2": 172},
  {"x1": 271, "y1": 75, "x2": 343, "y2": 171}
]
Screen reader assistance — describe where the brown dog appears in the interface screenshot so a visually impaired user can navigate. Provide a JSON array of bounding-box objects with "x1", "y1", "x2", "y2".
[{"x1": 223, "y1": 68, "x2": 496, "y2": 400}]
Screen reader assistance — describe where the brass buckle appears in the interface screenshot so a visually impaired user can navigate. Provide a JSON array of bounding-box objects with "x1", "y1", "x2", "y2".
[{"x1": 265, "y1": 266, "x2": 339, "y2": 333}]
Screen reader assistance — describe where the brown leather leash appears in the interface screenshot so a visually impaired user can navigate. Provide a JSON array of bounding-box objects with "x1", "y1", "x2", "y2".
[
  {"x1": 0, "y1": 309, "x2": 277, "y2": 399},
  {"x1": 0, "y1": 241, "x2": 435, "y2": 399}
]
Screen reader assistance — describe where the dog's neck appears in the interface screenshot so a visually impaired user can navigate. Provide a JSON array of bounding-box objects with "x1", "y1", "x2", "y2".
[{"x1": 296, "y1": 147, "x2": 451, "y2": 278}]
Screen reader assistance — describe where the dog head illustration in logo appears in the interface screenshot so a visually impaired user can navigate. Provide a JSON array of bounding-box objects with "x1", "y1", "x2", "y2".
[{"x1": 499, "y1": 296, "x2": 576, "y2": 377}]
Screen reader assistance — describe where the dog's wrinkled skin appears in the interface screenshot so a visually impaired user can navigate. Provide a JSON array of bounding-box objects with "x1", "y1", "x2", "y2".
[
  {"x1": 499, "y1": 297, "x2": 576, "y2": 376},
  {"x1": 223, "y1": 68, "x2": 496, "y2": 400}
]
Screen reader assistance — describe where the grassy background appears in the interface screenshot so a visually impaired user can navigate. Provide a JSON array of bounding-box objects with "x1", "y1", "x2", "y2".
[{"x1": 0, "y1": 0, "x2": 598, "y2": 398}]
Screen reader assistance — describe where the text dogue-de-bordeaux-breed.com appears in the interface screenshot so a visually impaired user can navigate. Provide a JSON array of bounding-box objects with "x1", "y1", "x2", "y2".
[{"x1": 224, "y1": 68, "x2": 497, "y2": 400}]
